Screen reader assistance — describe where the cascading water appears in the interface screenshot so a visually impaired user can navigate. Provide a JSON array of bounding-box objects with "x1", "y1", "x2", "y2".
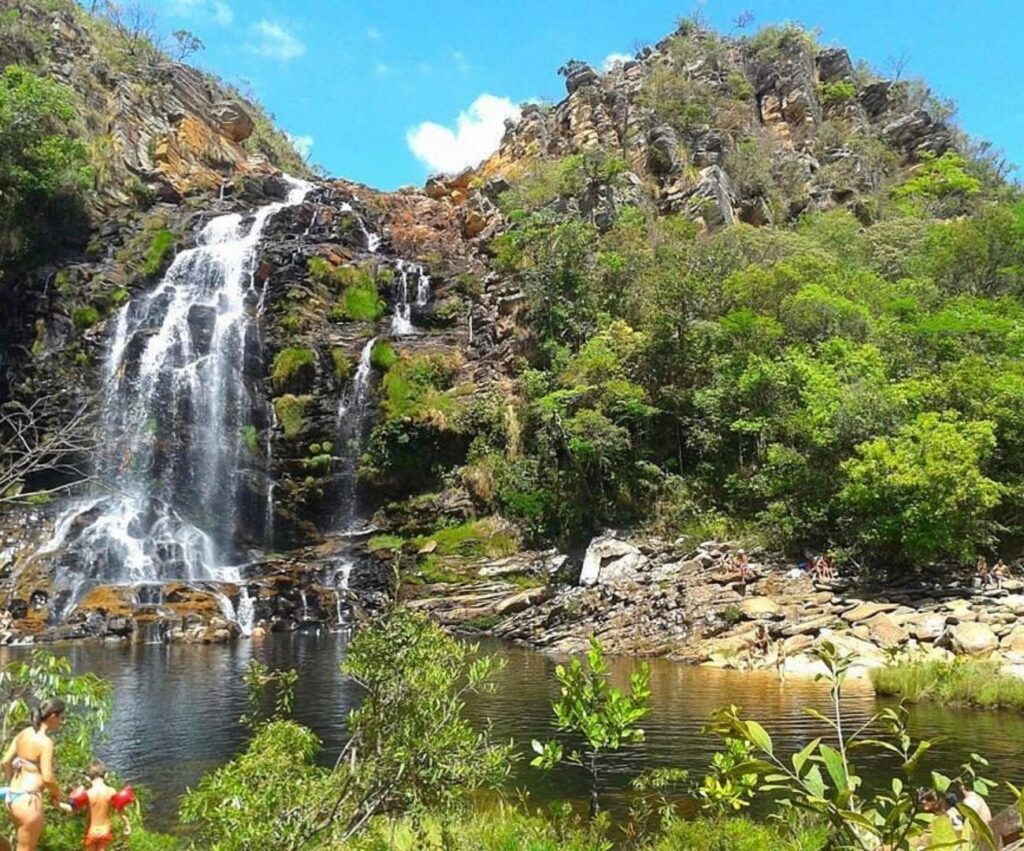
[
  {"x1": 339, "y1": 201, "x2": 380, "y2": 253},
  {"x1": 391, "y1": 259, "x2": 430, "y2": 336},
  {"x1": 333, "y1": 558, "x2": 353, "y2": 630},
  {"x1": 36, "y1": 177, "x2": 312, "y2": 620},
  {"x1": 235, "y1": 586, "x2": 255, "y2": 637},
  {"x1": 335, "y1": 338, "x2": 376, "y2": 533}
]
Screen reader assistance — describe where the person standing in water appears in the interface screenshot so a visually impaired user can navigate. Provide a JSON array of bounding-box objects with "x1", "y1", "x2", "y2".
[{"x1": 1, "y1": 698, "x2": 64, "y2": 851}]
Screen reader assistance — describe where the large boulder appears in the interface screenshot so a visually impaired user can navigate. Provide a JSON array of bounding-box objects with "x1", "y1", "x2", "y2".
[
  {"x1": 841, "y1": 601, "x2": 897, "y2": 623},
  {"x1": 578, "y1": 536, "x2": 649, "y2": 586},
  {"x1": 910, "y1": 612, "x2": 948, "y2": 642},
  {"x1": 211, "y1": 101, "x2": 254, "y2": 143},
  {"x1": 862, "y1": 613, "x2": 909, "y2": 649},
  {"x1": 739, "y1": 596, "x2": 783, "y2": 620},
  {"x1": 816, "y1": 48, "x2": 854, "y2": 83},
  {"x1": 952, "y1": 622, "x2": 998, "y2": 657}
]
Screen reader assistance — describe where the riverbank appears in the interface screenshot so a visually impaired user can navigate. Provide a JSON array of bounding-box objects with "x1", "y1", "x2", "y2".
[
  {"x1": 404, "y1": 534, "x2": 1024, "y2": 680},
  {"x1": 871, "y1": 657, "x2": 1024, "y2": 710}
]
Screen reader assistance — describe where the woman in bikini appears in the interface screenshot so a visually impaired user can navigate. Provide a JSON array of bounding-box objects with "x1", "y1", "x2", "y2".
[{"x1": 1, "y1": 698, "x2": 64, "y2": 851}]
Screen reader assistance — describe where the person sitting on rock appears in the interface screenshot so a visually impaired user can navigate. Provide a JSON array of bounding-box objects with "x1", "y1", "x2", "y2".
[
  {"x1": 993, "y1": 560, "x2": 1010, "y2": 589},
  {"x1": 812, "y1": 554, "x2": 836, "y2": 582},
  {"x1": 975, "y1": 556, "x2": 991, "y2": 588}
]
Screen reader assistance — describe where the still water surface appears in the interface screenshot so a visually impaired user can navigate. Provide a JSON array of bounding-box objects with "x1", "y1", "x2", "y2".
[{"x1": 9, "y1": 633, "x2": 1024, "y2": 830}]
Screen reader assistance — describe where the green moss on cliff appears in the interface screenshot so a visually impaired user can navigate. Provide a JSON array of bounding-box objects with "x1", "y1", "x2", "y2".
[
  {"x1": 271, "y1": 347, "x2": 316, "y2": 392},
  {"x1": 273, "y1": 394, "x2": 310, "y2": 440}
]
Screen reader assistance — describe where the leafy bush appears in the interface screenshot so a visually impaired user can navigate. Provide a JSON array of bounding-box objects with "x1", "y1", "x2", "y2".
[
  {"x1": 370, "y1": 339, "x2": 398, "y2": 370},
  {"x1": 839, "y1": 412, "x2": 1002, "y2": 567},
  {"x1": 819, "y1": 80, "x2": 857, "y2": 106},
  {"x1": 0, "y1": 64, "x2": 90, "y2": 274},
  {"x1": 892, "y1": 151, "x2": 982, "y2": 217},
  {"x1": 72, "y1": 305, "x2": 101, "y2": 329}
]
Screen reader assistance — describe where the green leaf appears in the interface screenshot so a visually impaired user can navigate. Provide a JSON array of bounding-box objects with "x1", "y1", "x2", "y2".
[
  {"x1": 819, "y1": 744, "x2": 848, "y2": 793},
  {"x1": 745, "y1": 720, "x2": 773, "y2": 755}
]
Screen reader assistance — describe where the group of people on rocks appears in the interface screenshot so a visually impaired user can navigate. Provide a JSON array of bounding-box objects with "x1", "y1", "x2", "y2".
[
  {"x1": 975, "y1": 556, "x2": 1014, "y2": 589},
  {"x1": 0, "y1": 700, "x2": 134, "y2": 851}
]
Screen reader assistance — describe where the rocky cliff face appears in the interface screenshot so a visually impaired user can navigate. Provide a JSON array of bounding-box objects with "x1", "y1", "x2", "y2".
[{"x1": 0, "y1": 15, "x2": 990, "y2": 644}]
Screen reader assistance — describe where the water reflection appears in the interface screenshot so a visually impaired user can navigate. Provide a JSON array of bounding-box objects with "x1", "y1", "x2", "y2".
[{"x1": 8, "y1": 634, "x2": 1024, "y2": 831}]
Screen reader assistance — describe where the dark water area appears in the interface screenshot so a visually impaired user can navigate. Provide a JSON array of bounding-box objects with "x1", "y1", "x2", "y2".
[{"x1": 8, "y1": 633, "x2": 1024, "y2": 832}]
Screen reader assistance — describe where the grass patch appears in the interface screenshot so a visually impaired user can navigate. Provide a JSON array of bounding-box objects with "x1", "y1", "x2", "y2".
[
  {"x1": 331, "y1": 347, "x2": 352, "y2": 380},
  {"x1": 370, "y1": 340, "x2": 398, "y2": 370},
  {"x1": 412, "y1": 518, "x2": 518, "y2": 559},
  {"x1": 368, "y1": 534, "x2": 404, "y2": 552},
  {"x1": 381, "y1": 352, "x2": 466, "y2": 423},
  {"x1": 271, "y1": 347, "x2": 315, "y2": 392},
  {"x1": 140, "y1": 229, "x2": 174, "y2": 278},
  {"x1": 330, "y1": 266, "x2": 384, "y2": 322},
  {"x1": 871, "y1": 658, "x2": 1024, "y2": 710},
  {"x1": 71, "y1": 305, "x2": 101, "y2": 329},
  {"x1": 272, "y1": 394, "x2": 310, "y2": 440}
]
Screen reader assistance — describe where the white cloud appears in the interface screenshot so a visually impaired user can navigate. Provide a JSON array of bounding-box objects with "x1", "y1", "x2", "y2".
[
  {"x1": 374, "y1": 61, "x2": 391, "y2": 77},
  {"x1": 601, "y1": 52, "x2": 632, "y2": 71},
  {"x1": 286, "y1": 133, "x2": 314, "y2": 159},
  {"x1": 211, "y1": 2, "x2": 233, "y2": 25},
  {"x1": 366, "y1": 26, "x2": 382, "y2": 40},
  {"x1": 246, "y1": 20, "x2": 305, "y2": 62},
  {"x1": 167, "y1": 0, "x2": 233, "y2": 25},
  {"x1": 407, "y1": 93, "x2": 521, "y2": 174},
  {"x1": 450, "y1": 49, "x2": 470, "y2": 73}
]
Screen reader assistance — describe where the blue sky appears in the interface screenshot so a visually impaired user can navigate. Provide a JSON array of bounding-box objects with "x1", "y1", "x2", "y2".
[{"x1": 160, "y1": 0, "x2": 1024, "y2": 190}]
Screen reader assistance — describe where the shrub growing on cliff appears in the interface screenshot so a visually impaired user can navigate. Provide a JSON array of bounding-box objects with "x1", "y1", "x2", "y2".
[
  {"x1": 271, "y1": 347, "x2": 316, "y2": 393},
  {"x1": 0, "y1": 64, "x2": 90, "y2": 275},
  {"x1": 272, "y1": 394, "x2": 310, "y2": 439}
]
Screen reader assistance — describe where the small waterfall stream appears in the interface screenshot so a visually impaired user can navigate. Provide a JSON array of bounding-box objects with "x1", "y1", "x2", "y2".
[
  {"x1": 335, "y1": 338, "x2": 376, "y2": 533},
  {"x1": 36, "y1": 177, "x2": 311, "y2": 621},
  {"x1": 390, "y1": 259, "x2": 430, "y2": 336}
]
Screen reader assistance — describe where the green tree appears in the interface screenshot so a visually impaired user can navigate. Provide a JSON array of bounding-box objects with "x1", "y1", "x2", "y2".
[
  {"x1": 0, "y1": 65, "x2": 90, "y2": 274},
  {"x1": 839, "y1": 412, "x2": 1002, "y2": 567},
  {"x1": 531, "y1": 638, "x2": 650, "y2": 817}
]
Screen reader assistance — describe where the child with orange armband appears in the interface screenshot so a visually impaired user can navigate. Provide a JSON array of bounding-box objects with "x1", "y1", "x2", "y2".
[{"x1": 62, "y1": 760, "x2": 134, "y2": 851}]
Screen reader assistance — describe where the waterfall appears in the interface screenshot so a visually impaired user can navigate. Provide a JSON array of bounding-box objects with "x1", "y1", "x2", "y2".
[
  {"x1": 236, "y1": 586, "x2": 255, "y2": 637},
  {"x1": 333, "y1": 559, "x2": 353, "y2": 629},
  {"x1": 335, "y1": 338, "x2": 376, "y2": 533},
  {"x1": 339, "y1": 201, "x2": 380, "y2": 253},
  {"x1": 391, "y1": 259, "x2": 431, "y2": 336},
  {"x1": 36, "y1": 177, "x2": 311, "y2": 616},
  {"x1": 299, "y1": 589, "x2": 309, "y2": 620}
]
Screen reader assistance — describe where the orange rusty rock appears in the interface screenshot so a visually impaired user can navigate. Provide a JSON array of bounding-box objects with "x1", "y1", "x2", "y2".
[{"x1": 78, "y1": 586, "x2": 134, "y2": 618}]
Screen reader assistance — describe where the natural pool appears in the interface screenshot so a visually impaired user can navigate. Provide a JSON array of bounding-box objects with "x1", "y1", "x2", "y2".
[{"x1": 12, "y1": 631, "x2": 1024, "y2": 831}]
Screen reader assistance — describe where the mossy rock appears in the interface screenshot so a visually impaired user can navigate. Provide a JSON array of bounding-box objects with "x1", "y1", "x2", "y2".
[
  {"x1": 273, "y1": 394, "x2": 311, "y2": 440},
  {"x1": 331, "y1": 347, "x2": 352, "y2": 380},
  {"x1": 271, "y1": 347, "x2": 317, "y2": 393}
]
